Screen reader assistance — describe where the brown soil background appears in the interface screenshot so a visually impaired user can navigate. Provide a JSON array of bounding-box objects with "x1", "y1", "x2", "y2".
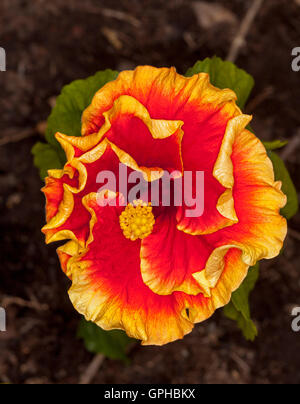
[{"x1": 0, "y1": 0, "x2": 300, "y2": 384}]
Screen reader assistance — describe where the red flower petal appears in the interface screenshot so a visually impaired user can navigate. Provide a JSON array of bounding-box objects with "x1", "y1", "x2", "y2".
[
  {"x1": 83, "y1": 67, "x2": 242, "y2": 234},
  {"x1": 140, "y1": 209, "x2": 213, "y2": 296},
  {"x1": 177, "y1": 248, "x2": 249, "y2": 324},
  {"x1": 176, "y1": 114, "x2": 251, "y2": 235},
  {"x1": 203, "y1": 129, "x2": 287, "y2": 268},
  {"x1": 42, "y1": 66, "x2": 288, "y2": 346},
  {"x1": 105, "y1": 108, "x2": 183, "y2": 175},
  {"x1": 42, "y1": 168, "x2": 78, "y2": 223},
  {"x1": 68, "y1": 193, "x2": 194, "y2": 345},
  {"x1": 42, "y1": 143, "x2": 131, "y2": 245},
  {"x1": 67, "y1": 193, "x2": 251, "y2": 345}
]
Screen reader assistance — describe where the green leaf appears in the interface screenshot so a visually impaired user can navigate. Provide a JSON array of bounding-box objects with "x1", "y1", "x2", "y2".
[
  {"x1": 32, "y1": 142, "x2": 63, "y2": 180},
  {"x1": 78, "y1": 319, "x2": 134, "y2": 362},
  {"x1": 268, "y1": 151, "x2": 298, "y2": 219},
  {"x1": 45, "y1": 69, "x2": 119, "y2": 161},
  {"x1": 33, "y1": 69, "x2": 119, "y2": 175},
  {"x1": 224, "y1": 302, "x2": 258, "y2": 341},
  {"x1": 231, "y1": 263, "x2": 259, "y2": 318},
  {"x1": 223, "y1": 264, "x2": 259, "y2": 341},
  {"x1": 186, "y1": 56, "x2": 254, "y2": 109},
  {"x1": 263, "y1": 140, "x2": 288, "y2": 151}
]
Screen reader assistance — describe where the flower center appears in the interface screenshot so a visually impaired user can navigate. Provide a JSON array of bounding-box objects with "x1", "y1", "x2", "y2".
[{"x1": 119, "y1": 200, "x2": 155, "y2": 241}]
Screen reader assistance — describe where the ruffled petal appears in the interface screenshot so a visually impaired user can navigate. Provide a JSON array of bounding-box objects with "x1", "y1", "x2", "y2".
[
  {"x1": 193, "y1": 129, "x2": 287, "y2": 287},
  {"x1": 140, "y1": 210, "x2": 214, "y2": 296},
  {"x1": 82, "y1": 66, "x2": 246, "y2": 235},
  {"x1": 67, "y1": 193, "x2": 194, "y2": 346},
  {"x1": 57, "y1": 240, "x2": 82, "y2": 278},
  {"x1": 58, "y1": 95, "x2": 184, "y2": 180},
  {"x1": 176, "y1": 112, "x2": 252, "y2": 236},
  {"x1": 82, "y1": 66, "x2": 237, "y2": 134},
  {"x1": 67, "y1": 195, "x2": 250, "y2": 345},
  {"x1": 177, "y1": 248, "x2": 249, "y2": 324},
  {"x1": 42, "y1": 66, "x2": 288, "y2": 346},
  {"x1": 103, "y1": 96, "x2": 183, "y2": 176},
  {"x1": 42, "y1": 141, "x2": 133, "y2": 245},
  {"x1": 42, "y1": 163, "x2": 88, "y2": 245}
]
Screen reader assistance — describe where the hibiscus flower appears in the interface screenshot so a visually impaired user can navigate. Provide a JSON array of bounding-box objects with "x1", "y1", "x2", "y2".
[{"x1": 42, "y1": 66, "x2": 287, "y2": 345}]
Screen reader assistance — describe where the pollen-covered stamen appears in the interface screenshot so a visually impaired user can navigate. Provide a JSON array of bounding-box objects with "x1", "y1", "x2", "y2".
[{"x1": 119, "y1": 200, "x2": 155, "y2": 241}]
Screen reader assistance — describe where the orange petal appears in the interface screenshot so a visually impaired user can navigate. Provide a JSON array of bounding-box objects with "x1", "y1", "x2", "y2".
[
  {"x1": 177, "y1": 248, "x2": 249, "y2": 324},
  {"x1": 58, "y1": 95, "x2": 184, "y2": 180},
  {"x1": 82, "y1": 66, "x2": 244, "y2": 235},
  {"x1": 67, "y1": 193, "x2": 194, "y2": 345},
  {"x1": 140, "y1": 210, "x2": 213, "y2": 296},
  {"x1": 176, "y1": 113, "x2": 252, "y2": 236},
  {"x1": 42, "y1": 143, "x2": 126, "y2": 246},
  {"x1": 204, "y1": 129, "x2": 287, "y2": 267},
  {"x1": 82, "y1": 66, "x2": 237, "y2": 136}
]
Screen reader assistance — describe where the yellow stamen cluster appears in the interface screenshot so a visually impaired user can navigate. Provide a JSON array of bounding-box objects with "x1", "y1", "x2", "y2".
[{"x1": 119, "y1": 200, "x2": 155, "y2": 241}]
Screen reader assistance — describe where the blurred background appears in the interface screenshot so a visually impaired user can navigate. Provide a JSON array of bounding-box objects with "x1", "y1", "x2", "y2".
[{"x1": 0, "y1": 0, "x2": 300, "y2": 384}]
